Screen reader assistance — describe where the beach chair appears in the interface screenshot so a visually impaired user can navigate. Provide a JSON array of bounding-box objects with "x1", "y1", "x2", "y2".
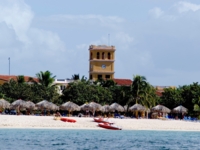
[
  {"x1": 183, "y1": 116, "x2": 188, "y2": 121},
  {"x1": 119, "y1": 115, "x2": 125, "y2": 119},
  {"x1": 114, "y1": 113, "x2": 120, "y2": 118}
]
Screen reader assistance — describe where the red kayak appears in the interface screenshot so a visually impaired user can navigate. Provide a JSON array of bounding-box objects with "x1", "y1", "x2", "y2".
[
  {"x1": 60, "y1": 117, "x2": 76, "y2": 123},
  {"x1": 94, "y1": 118, "x2": 113, "y2": 124},
  {"x1": 98, "y1": 123, "x2": 122, "y2": 130}
]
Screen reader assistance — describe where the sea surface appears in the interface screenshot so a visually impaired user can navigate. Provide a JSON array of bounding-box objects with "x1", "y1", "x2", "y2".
[{"x1": 0, "y1": 129, "x2": 199, "y2": 150}]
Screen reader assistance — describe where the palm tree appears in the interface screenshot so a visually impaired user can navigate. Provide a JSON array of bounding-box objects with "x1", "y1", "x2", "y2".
[
  {"x1": 131, "y1": 75, "x2": 148, "y2": 104},
  {"x1": 36, "y1": 70, "x2": 56, "y2": 87},
  {"x1": 72, "y1": 74, "x2": 80, "y2": 80},
  {"x1": 140, "y1": 84, "x2": 158, "y2": 118},
  {"x1": 16, "y1": 75, "x2": 25, "y2": 84}
]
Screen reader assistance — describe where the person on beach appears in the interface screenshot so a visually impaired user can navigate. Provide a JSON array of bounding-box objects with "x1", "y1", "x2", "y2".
[
  {"x1": 55, "y1": 111, "x2": 61, "y2": 117},
  {"x1": 86, "y1": 109, "x2": 89, "y2": 117}
]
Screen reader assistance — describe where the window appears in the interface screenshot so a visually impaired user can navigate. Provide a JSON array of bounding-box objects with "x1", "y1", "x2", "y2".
[
  {"x1": 90, "y1": 52, "x2": 93, "y2": 60},
  {"x1": 90, "y1": 75, "x2": 92, "y2": 80},
  {"x1": 98, "y1": 75, "x2": 102, "y2": 79},
  {"x1": 108, "y1": 52, "x2": 111, "y2": 59},
  {"x1": 102, "y1": 52, "x2": 105, "y2": 59},
  {"x1": 105, "y1": 75, "x2": 110, "y2": 79},
  {"x1": 60, "y1": 85, "x2": 66, "y2": 90},
  {"x1": 97, "y1": 52, "x2": 100, "y2": 59}
]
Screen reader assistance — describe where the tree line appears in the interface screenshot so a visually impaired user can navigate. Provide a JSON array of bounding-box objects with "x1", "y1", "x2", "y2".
[{"x1": 0, "y1": 71, "x2": 200, "y2": 117}]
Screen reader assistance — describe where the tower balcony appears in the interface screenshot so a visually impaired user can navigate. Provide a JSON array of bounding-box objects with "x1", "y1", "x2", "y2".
[
  {"x1": 89, "y1": 59, "x2": 115, "y2": 62},
  {"x1": 89, "y1": 71, "x2": 115, "y2": 74}
]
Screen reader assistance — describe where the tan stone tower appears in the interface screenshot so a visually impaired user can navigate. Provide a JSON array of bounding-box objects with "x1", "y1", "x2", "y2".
[{"x1": 89, "y1": 45, "x2": 115, "y2": 80}]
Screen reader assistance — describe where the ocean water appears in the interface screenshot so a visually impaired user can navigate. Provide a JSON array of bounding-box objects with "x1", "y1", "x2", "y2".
[{"x1": 0, "y1": 129, "x2": 199, "y2": 150}]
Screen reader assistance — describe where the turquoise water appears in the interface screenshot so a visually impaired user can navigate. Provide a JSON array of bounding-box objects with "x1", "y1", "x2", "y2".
[{"x1": 0, "y1": 129, "x2": 199, "y2": 150}]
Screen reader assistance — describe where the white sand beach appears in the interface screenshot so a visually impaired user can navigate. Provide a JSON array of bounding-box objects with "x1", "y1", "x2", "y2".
[{"x1": 0, "y1": 115, "x2": 200, "y2": 131}]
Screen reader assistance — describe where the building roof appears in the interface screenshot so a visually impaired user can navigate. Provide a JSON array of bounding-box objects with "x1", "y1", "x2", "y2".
[
  {"x1": 156, "y1": 91, "x2": 163, "y2": 97},
  {"x1": 0, "y1": 75, "x2": 38, "y2": 82},
  {"x1": 113, "y1": 78, "x2": 132, "y2": 86},
  {"x1": 113, "y1": 78, "x2": 164, "y2": 97}
]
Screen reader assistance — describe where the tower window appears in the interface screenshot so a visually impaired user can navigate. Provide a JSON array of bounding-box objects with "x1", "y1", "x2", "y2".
[
  {"x1": 97, "y1": 52, "x2": 100, "y2": 59},
  {"x1": 108, "y1": 53, "x2": 111, "y2": 59},
  {"x1": 105, "y1": 75, "x2": 110, "y2": 79},
  {"x1": 90, "y1": 52, "x2": 93, "y2": 60},
  {"x1": 90, "y1": 75, "x2": 92, "y2": 80},
  {"x1": 102, "y1": 52, "x2": 105, "y2": 59},
  {"x1": 98, "y1": 75, "x2": 102, "y2": 79}
]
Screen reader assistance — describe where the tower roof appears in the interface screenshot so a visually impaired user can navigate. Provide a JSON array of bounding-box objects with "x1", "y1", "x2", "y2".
[{"x1": 89, "y1": 45, "x2": 115, "y2": 51}]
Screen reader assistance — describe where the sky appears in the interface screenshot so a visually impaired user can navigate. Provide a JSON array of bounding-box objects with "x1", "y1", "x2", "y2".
[{"x1": 0, "y1": 0, "x2": 200, "y2": 87}]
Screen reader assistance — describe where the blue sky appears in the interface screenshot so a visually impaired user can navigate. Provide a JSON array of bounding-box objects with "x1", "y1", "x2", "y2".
[{"x1": 0, "y1": 0, "x2": 200, "y2": 86}]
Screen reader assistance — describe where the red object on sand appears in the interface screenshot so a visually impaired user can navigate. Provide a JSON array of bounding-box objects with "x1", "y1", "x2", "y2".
[
  {"x1": 98, "y1": 123, "x2": 122, "y2": 130},
  {"x1": 93, "y1": 118, "x2": 113, "y2": 124},
  {"x1": 60, "y1": 117, "x2": 76, "y2": 123}
]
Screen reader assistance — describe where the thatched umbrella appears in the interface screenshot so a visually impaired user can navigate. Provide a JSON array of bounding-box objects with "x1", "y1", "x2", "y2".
[
  {"x1": 36, "y1": 100, "x2": 51, "y2": 110},
  {"x1": 88, "y1": 102, "x2": 102, "y2": 116},
  {"x1": 129, "y1": 104, "x2": 146, "y2": 112},
  {"x1": 80, "y1": 103, "x2": 92, "y2": 111},
  {"x1": 109, "y1": 102, "x2": 124, "y2": 112},
  {"x1": 80, "y1": 103, "x2": 93, "y2": 116},
  {"x1": 24, "y1": 101, "x2": 35, "y2": 115},
  {"x1": 151, "y1": 104, "x2": 171, "y2": 113},
  {"x1": 10, "y1": 99, "x2": 26, "y2": 109},
  {"x1": 60, "y1": 101, "x2": 80, "y2": 116},
  {"x1": 151, "y1": 104, "x2": 171, "y2": 118},
  {"x1": 89, "y1": 102, "x2": 102, "y2": 111},
  {"x1": 36, "y1": 100, "x2": 59, "y2": 116},
  {"x1": 101, "y1": 105, "x2": 110, "y2": 113},
  {"x1": 123, "y1": 105, "x2": 128, "y2": 112},
  {"x1": 172, "y1": 105, "x2": 188, "y2": 113},
  {"x1": 0, "y1": 99, "x2": 10, "y2": 109},
  {"x1": 129, "y1": 104, "x2": 146, "y2": 119},
  {"x1": 25, "y1": 101, "x2": 35, "y2": 110},
  {"x1": 60, "y1": 101, "x2": 80, "y2": 111},
  {"x1": 10, "y1": 99, "x2": 27, "y2": 115},
  {"x1": 48, "y1": 102, "x2": 59, "y2": 111}
]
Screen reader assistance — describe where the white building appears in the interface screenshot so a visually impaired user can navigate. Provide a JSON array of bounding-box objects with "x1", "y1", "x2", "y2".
[{"x1": 53, "y1": 79, "x2": 74, "y2": 95}]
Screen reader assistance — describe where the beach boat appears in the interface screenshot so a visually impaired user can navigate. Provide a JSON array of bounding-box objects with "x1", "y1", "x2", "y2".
[
  {"x1": 60, "y1": 117, "x2": 76, "y2": 123},
  {"x1": 94, "y1": 118, "x2": 113, "y2": 124},
  {"x1": 98, "y1": 123, "x2": 122, "y2": 130}
]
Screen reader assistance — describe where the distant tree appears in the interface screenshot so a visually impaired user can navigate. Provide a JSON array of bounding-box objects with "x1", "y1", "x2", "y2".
[
  {"x1": 160, "y1": 87, "x2": 183, "y2": 109},
  {"x1": 36, "y1": 70, "x2": 56, "y2": 87},
  {"x1": 131, "y1": 75, "x2": 148, "y2": 104},
  {"x1": 72, "y1": 74, "x2": 80, "y2": 80},
  {"x1": 16, "y1": 75, "x2": 25, "y2": 84}
]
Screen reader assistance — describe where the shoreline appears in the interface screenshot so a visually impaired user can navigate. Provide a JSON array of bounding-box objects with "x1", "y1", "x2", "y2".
[
  {"x1": 1, "y1": 128, "x2": 200, "y2": 132},
  {"x1": 0, "y1": 115, "x2": 200, "y2": 131}
]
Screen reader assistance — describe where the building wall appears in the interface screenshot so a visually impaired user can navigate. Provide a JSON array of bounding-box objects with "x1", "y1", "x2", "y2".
[
  {"x1": 0, "y1": 80, "x2": 6, "y2": 85},
  {"x1": 89, "y1": 45, "x2": 115, "y2": 81}
]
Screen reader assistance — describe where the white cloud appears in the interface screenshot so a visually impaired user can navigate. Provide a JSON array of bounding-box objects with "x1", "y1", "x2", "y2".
[
  {"x1": 50, "y1": 14, "x2": 124, "y2": 23},
  {"x1": 149, "y1": 7, "x2": 164, "y2": 18},
  {"x1": 115, "y1": 32, "x2": 134, "y2": 44},
  {"x1": 0, "y1": 0, "x2": 33, "y2": 43},
  {"x1": 174, "y1": 1, "x2": 200, "y2": 13},
  {"x1": 38, "y1": 14, "x2": 125, "y2": 30},
  {"x1": 0, "y1": 0, "x2": 69, "y2": 76}
]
